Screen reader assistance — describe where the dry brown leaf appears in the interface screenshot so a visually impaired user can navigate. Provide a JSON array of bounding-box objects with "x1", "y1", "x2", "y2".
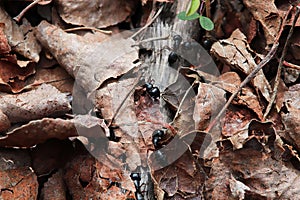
[
  {"x1": 225, "y1": 120, "x2": 276, "y2": 151},
  {"x1": 0, "y1": 115, "x2": 106, "y2": 147},
  {"x1": 56, "y1": 0, "x2": 137, "y2": 28},
  {"x1": 222, "y1": 105, "x2": 253, "y2": 138},
  {"x1": 0, "y1": 110, "x2": 10, "y2": 132},
  {"x1": 165, "y1": 70, "x2": 198, "y2": 136},
  {"x1": 281, "y1": 84, "x2": 300, "y2": 151},
  {"x1": 0, "y1": 167, "x2": 38, "y2": 200},
  {"x1": 35, "y1": 21, "x2": 139, "y2": 94},
  {"x1": 95, "y1": 77, "x2": 139, "y2": 139},
  {"x1": 193, "y1": 82, "x2": 226, "y2": 160},
  {"x1": 0, "y1": 61, "x2": 36, "y2": 93},
  {"x1": 206, "y1": 149, "x2": 300, "y2": 199},
  {"x1": 64, "y1": 154, "x2": 134, "y2": 200},
  {"x1": 216, "y1": 72, "x2": 264, "y2": 119},
  {"x1": 0, "y1": 23, "x2": 11, "y2": 55},
  {"x1": 0, "y1": 7, "x2": 41, "y2": 62},
  {"x1": 40, "y1": 170, "x2": 66, "y2": 200},
  {"x1": 26, "y1": 66, "x2": 74, "y2": 93},
  {"x1": 194, "y1": 83, "x2": 226, "y2": 131},
  {"x1": 243, "y1": 0, "x2": 281, "y2": 45},
  {"x1": 0, "y1": 84, "x2": 71, "y2": 123},
  {"x1": 211, "y1": 29, "x2": 272, "y2": 102},
  {"x1": 153, "y1": 150, "x2": 206, "y2": 198}
]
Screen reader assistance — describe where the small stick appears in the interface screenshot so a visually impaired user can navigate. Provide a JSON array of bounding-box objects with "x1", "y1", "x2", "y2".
[
  {"x1": 205, "y1": 43, "x2": 279, "y2": 133},
  {"x1": 263, "y1": 5, "x2": 300, "y2": 120},
  {"x1": 64, "y1": 27, "x2": 112, "y2": 34},
  {"x1": 14, "y1": 0, "x2": 42, "y2": 22},
  {"x1": 205, "y1": 5, "x2": 293, "y2": 133},
  {"x1": 283, "y1": 60, "x2": 300, "y2": 70},
  {"x1": 108, "y1": 72, "x2": 143, "y2": 127}
]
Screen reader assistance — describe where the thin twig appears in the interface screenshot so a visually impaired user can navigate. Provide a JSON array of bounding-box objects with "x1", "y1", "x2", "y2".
[
  {"x1": 172, "y1": 82, "x2": 196, "y2": 122},
  {"x1": 108, "y1": 72, "x2": 143, "y2": 127},
  {"x1": 283, "y1": 60, "x2": 300, "y2": 70},
  {"x1": 13, "y1": 0, "x2": 42, "y2": 22},
  {"x1": 64, "y1": 27, "x2": 112, "y2": 34},
  {"x1": 205, "y1": 43, "x2": 279, "y2": 133},
  {"x1": 131, "y1": 35, "x2": 170, "y2": 47},
  {"x1": 263, "y1": 5, "x2": 300, "y2": 120},
  {"x1": 130, "y1": 5, "x2": 164, "y2": 39},
  {"x1": 205, "y1": 5, "x2": 293, "y2": 132}
]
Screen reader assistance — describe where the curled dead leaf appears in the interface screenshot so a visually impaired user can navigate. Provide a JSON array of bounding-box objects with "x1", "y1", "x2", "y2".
[
  {"x1": 0, "y1": 7, "x2": 41, "y2": 62},
  {"x1": 0, "y1": 84, "x2": 71, "y2": 123},
  {"x1": 56, "y1": 0, "x2": 137, "y2": 28}
]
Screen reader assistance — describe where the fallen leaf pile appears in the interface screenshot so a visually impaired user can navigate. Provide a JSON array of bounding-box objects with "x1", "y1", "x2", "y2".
[{"x1": 0, "y1": 0, "x2": 300, "y2": 200}]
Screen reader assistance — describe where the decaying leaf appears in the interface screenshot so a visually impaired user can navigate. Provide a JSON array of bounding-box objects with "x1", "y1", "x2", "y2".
[
  {"x1": 229, "y1": 174, "x2": 250, "y2": 200},
  {"x1": 206, "y1": 149, "x2": 300, "y2": 199},
  {"x1": 0, "y1": 167, "x2": 38, "y2": 200},
  {"x1": 0, "y1": 23, "x2": 11, "y2": 55},
  {"x1": 243, "y1": 0, "x2": 282, "y2": 45},
  {"x1": 0, "y1": 84, "x2": 71, "y2": 123},
  {"x1": 56, "y1": 0, "x2": 138, "y2": 28},
  {"x1": 0, "y1": 115, "x2": 107, "y2": 147},
  {"x1": 211, "y1": 29, "x2": 272, "y2": 102},
  {"x1": 194, "y1": 82, "x2": 226, "y2": 131},
  {"x1": 281, "y1": 84, "x2": 300, "y2": 151},
  {"x1": 35, "y1": 21, "x2": 139, "y2": 94},
  {"x1": 216, "y1": 72, "x2": 264, "y2": 119},
  {"x1": 0, "y1": 61, "x2": 36, "y2": 93},
  {"x1": 223, "y1": 120, "x2": 276, "y2": 152},
  {"x1": 95, "y1": 77, "x2": 139, "y2": 139},
  {"x1": 26, "y1": 66, "x2": 74, "y2": 93},
  {"x1": 64, "y1": 153, "x2": 135, "y2": 200},
  {"x1": 40, "y1": 170, "x2": 66, "y2": 200},
  {"x1": 153, "y1": 150, "x2": 206, "y2": 199},
  {"x1": 222, "y1": 105, "x2": 253, "y2": 138},
  {"x1": 0, "y1": 7, "x2": 41, "y2": 62},
  {"x1": 0, "y1": 110, "x2": 10, "y2": 132}
]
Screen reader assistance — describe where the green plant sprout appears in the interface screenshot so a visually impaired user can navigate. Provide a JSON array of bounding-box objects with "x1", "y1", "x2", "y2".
[{"x1": 178, "y1": 0, "x2": 214, "y2": 31}]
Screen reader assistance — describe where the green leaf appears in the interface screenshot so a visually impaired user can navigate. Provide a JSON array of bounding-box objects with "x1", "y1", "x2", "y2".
[
  {"x1": 186, "y1": 0, "x2": 200, "y2": 16},
  {"x1": 178, "y1": 11, "x2": 200, "y2": 21},
  {"x1": 199, "y1": 16, "x2": 214, "y2": 31}
]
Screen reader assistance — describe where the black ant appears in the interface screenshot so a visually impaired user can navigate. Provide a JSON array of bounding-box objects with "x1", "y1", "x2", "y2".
[
  {"x1": 168, "y1": 35, "x2": 182, "y2": 66},
  {"x1": 152, "y1": 129, "x2": 165, "y2": 149},
  {"x1": 143, "y1": 82, "x2": 160, "y2": 99},
  {"x1": 130, "y1": 172, "x2": 145, "y2": 200}
]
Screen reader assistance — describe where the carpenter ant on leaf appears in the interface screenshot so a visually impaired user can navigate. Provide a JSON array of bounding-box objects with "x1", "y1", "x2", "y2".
[
  {"x1": 143, "y1": 82, "x2": 160, "y2": 99},
  {"x1": 130, "y1": 172, "x2": 145, "y2": 200}
]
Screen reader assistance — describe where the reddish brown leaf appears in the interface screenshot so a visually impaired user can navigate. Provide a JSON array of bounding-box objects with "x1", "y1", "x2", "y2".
[
  {"x1": 40, "y1": 170, "x2": 66, "y2": 200},
  {"x1": 64, "y1": 153, "x2": 134, "y2": 200},
  {"x1": 281, "y1": 84, "x2": 300, "y2": 151},
  {"x1": 0, "y1": 61, "x2": 36, "y2": 93},
  {"x1": 211, "y1": 29, "x2": 272, "y2": 102},
  {"x1": 153, "y1": 151, "x2": 206, "y2": 198},
  {"x1": 56, "y1": 0, "x2": 137, "y2": 28},
  {"x1": 0, "y1": 84, "x2": 70, "y2": 123},
  {"x1": 243, "y1": 0, "x2": 281, "y2": 45},
  {"x1": 0, "y1": 110, "x2": 10, "y2": 132},
  {"x1": 217, "y1": 72, "x2": 264, "y2": 119},
  {"x1": 0, "y1": 8, "x2": 41, "y2": 62},
  {"x1": 206, "y1": 149, "x2": 300, "y2": 199},
  {"x1": 35, "y1": 21, "x2": 138, "y2": 94},
  {"x1": 0, "y1": 23, "x2": 10, "y2": 55},
  {"x1": 0, "y1": 167, "x2": 38, "y2": 200},
  {"x1": 0, "y1": 115, "x2": 107, "y2": 147}
]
